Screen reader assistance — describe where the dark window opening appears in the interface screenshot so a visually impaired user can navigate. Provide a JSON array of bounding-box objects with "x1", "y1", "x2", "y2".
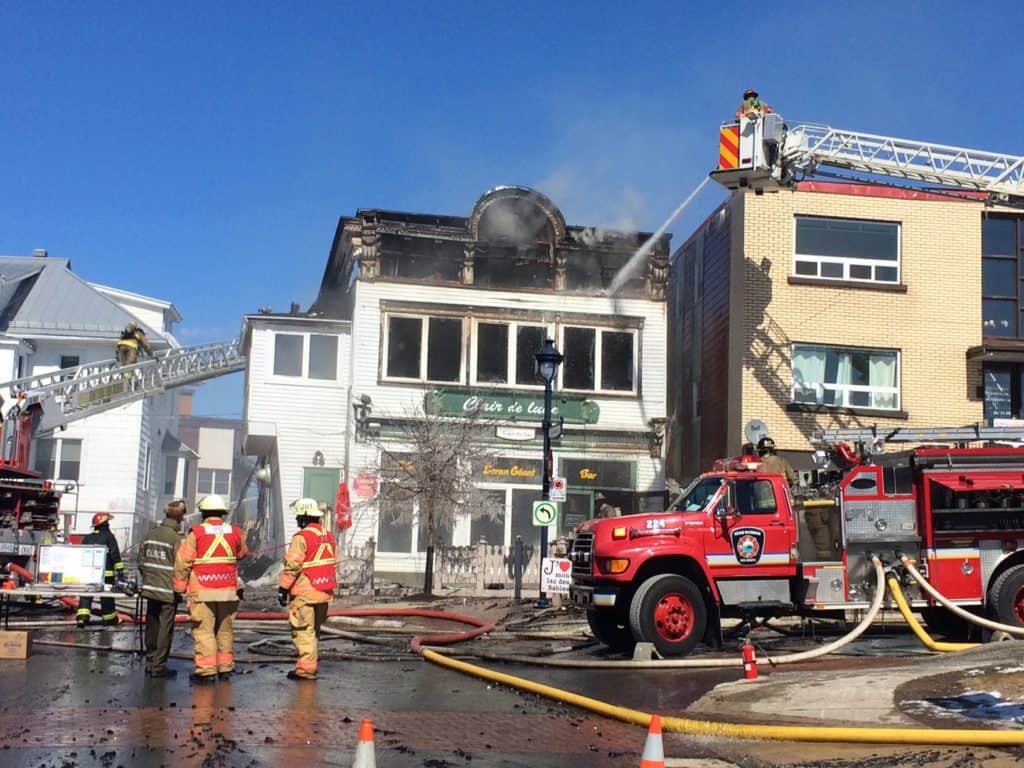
[
  {"x1": 474, "y1": 245, "x2": 553, "y2": 290},
  {"x1": 794, "y1": 216, "x2": 900, "y2": 284},
  {"x1": 515, "y1": 326, "x2": 545, "y2": 385},
  {"x1": 601, "y1": 331, "x2": 634, "y2": 391},
  {"x1": 476, "y1": 323, "x2": 509, "y2": 383},
  {"x1": 983, "y1": 363, "x2": 1024, "y2": 424},
  {"x1": 386, "y1": 317, "x2": 422, "y2": 379},
  {"x1": 426, "y1": 318, "x2": 462, "y2": 382},
  {"x1": 563, "y1": 327, "x2": 596, "y2": 390}
]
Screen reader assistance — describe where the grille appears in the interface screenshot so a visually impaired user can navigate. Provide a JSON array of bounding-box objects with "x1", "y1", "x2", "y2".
[{"x1": 571, "y1": 532, "x2": 594, "y2": 580}]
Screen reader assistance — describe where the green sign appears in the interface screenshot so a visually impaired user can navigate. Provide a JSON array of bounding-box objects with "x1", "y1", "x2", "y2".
[{"x1": 425, "y1": 389, "x2": 599, "y2": 424}]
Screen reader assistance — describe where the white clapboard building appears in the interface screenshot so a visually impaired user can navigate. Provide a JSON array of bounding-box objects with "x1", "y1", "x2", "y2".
[{"x1": 242, "y1": 186, "x2": 671, "y2": 582}]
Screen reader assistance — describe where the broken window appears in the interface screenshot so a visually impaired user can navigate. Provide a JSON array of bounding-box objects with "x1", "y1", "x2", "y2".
[
  {"x1": 386, "y1": 317, "x2": 422, "y2": 379},
  {"x1": 563, "y1": 326, "x2": 638, "y2": 393},
  {"x1": 426, "y1": 317, "x2": 462, "y2": 382},
  {"x1": 472, "y1": 321, "x2": 549, "y2": 386},
  {"x1": 601, "y1": 331, "x2": 635, "y2": 391},
  {"x1": 476, "y1": 323, "x2": 509, "y2": 383},
  {"x1": 308, "y1": 334, "x2": 338, "y2": 380},
  {"x1": 384, "y1": 314, "x2": 464, "y2": 382},
  {"x1": 563, "y1": 327, "x2": 596, "y2": 390},
  {"x1": 515, "y1": 325, "x2": 546, "y2": 385},
  {"x1": 273, "y1": 334, "x2": 303, "y2": 377}
]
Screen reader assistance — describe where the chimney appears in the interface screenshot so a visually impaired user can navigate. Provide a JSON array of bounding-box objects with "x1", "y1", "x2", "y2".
[
  {"x1": 32, "y1": 248, "x2": 47, "y2": 258},
  {"x1": 289, "y1": 302, "x2": 300, "y2": 315}
]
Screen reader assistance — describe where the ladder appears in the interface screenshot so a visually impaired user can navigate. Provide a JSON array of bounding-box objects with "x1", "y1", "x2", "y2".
[
  {"x1": 813, "y1": 425, "x2": 1024, "y2": 446},
  {"x1": 2, "y1": 339, "x2": 246, "y2": 435},
  {"x1": 781, "y1": 123, "x2": 1024, "y2": 204}
]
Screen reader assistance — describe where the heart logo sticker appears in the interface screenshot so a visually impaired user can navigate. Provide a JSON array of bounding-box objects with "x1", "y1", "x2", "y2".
[{"x1": 559, "y1": 560, "x2": 571, "y2": 572}]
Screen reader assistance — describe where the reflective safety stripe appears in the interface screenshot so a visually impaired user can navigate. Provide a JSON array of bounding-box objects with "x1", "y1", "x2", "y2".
[
  {"x1": 296, "y1": 659, "x2": 318, "y2": 671},
  {"x1": 216, "y1": 652, "x2": 234, "y2": 664},
  {"x1": 114, "y1": 562, "x2": 125, "y2": 570},
  {"x1": 195, "y1": 654, "x2": 217, "y2": 667},
  {"x1": 117, "y1": 338, "x2": 139, "y2": 349},
  {"x1": 195, "y1": 532, "x2": 237, "y2": 564},
  {"x1": 101, "y1": 612, "x2": 118, "y2": 620},
  {"x1": 76, "y1": 608, "x2": 91, "y2": 617},
  {"x1": 143, "y1": 563, "x2": 174, "y2": 571},
  {"x1": 104, "y1": 570, "x2": 115, "y2": 577},
  {"x1": 145, "y1": 585, "x2": 174, "y2": 594}
]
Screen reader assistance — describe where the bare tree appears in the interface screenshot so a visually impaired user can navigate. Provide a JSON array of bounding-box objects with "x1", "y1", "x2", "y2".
[{"x1": 370, "y1": 400, "x2": 502, "y2": 596}]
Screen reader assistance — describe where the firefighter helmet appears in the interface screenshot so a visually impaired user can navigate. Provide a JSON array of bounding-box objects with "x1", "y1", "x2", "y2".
[
  {"x1": 197, "y1": 494, "x2": 228, "y2": 514},
  {"x1": 92, "y1": 512, "x2": 113, "y2": 528},
  {"x1": 292, "y1": 497, "x2": 323, "y2": 517},
  {"x1": 743, "y1": 88, "x2": 758, "y2": 98},
  {"x1": 757, "y1": 436, "x2": 776, "y2": 455},
  {"x1": 125, "y1": 321, "x2": 138, "y2": 333}
]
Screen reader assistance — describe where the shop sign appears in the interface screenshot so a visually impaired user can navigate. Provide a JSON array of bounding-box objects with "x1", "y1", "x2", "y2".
[
  {"x1": 353, "y1": 471, "x2": 378, "y2": 497},
  {"x1": 561, "y1": 459, "x2": 633, "y2": 489},
  {"x1": 425, "y1": 389, "x2": 599, "y2": 424},
  {"x1": 472, "y1": 458, "x2": 541, "y2": 485}
]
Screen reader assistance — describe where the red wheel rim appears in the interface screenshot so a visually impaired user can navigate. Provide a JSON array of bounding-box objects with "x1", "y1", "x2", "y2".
[
  {"x1": 653, "y1": 592, "x2": 693, "y2": 642},
  {"x1": 1014, "y1": 586, "x2": 1024, "y2": 624}
]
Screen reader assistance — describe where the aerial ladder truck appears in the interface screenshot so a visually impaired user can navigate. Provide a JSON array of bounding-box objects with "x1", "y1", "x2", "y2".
[{"x1": 570, "y1": 107, "x2": 1024, "y2": 657}]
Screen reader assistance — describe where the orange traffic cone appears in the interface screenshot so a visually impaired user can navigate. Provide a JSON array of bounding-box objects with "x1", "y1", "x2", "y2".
[
  {"x1": 352, "y1": 717, "x2": 376, "y2": 768},
  {"x1": 639, "y1": 714, "x2": 665, "y2": 767}
]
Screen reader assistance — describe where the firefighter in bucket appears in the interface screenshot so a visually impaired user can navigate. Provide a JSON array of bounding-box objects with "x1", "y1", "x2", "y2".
[{"x1": 278, "y1": 498, "x2": 338, "y2": 680}]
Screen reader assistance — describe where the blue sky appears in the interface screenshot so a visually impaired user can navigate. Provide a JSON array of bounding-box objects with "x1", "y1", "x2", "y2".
[{"x1": 2, "y1": 1, "x2": 1021, "y2": 415}]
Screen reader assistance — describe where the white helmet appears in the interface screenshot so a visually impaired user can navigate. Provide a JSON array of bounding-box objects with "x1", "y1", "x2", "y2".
[
  {"x1": 197, "y1": 494, "x2": 228, "y2": 513},
  {"x1": 292, "y1": 497, "x2": 323, "y2": 517}
]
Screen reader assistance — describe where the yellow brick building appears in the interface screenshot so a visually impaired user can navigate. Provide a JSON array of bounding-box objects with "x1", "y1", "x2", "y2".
[{"x1": 667, "y1": 181, "x2": 1020, "y2": 481}]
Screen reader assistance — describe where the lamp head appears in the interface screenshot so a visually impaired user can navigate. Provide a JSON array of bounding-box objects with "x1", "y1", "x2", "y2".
[{"x1": 535, "y1": 338, "x2": 564, "y2": 384}]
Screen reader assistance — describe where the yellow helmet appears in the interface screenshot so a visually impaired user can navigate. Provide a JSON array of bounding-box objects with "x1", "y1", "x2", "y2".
[
  {"x1": 197, "y1": 494, "x2": 228, "y2": 513},
  {"x1": 292, "y1": 497, "x2": 323, "y2": 517}
]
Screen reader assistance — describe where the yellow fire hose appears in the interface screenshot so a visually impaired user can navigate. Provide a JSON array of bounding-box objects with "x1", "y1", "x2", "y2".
[
  {"x1": 885, "y1": 575, "x2": 977, "y2": 652},
  {"x1": 900, "y1": 555, "x2": 1024, "y2": 636},
  {"x1": 423, "y1": 557, "x2": 1024, "y2": 744}
]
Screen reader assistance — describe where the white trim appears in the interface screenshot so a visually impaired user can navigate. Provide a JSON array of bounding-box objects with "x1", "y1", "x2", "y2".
[
  {"x1": 792, "y1": 215, "x2": 901, "y2": 285},
  {"x1": 558, "y1": 325, "x2": 639, "y2": 395}
]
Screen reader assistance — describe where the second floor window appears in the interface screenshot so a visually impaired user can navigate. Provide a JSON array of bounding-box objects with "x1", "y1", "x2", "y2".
[
  {"x1": 794, "y1": 216, "x2": 900, "y2": 285},
  {"x1": 983, "y1": 216, "x2": 1023, "y2": 338},
  {"x1": 472, "y1": 321, "x2": 548, "y2": 387},
  {"x1": 197, "y1": 468, "x2": 230, "y2": 496},
  {"x1": 272, "y1": 333, "x2": 339, "y2": 380},
  {"x1": 562, "y1": 326, "x2": 637, "y2": 393},
  {"x1": 792, "y1": 344, "x2": 899, "y2": 411},
  {"x1": 384, "y1": 314, "x2": 463, "y2": 383}
]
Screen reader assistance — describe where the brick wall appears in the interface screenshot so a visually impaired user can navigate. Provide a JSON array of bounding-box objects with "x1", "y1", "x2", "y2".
[{"x1": 735, "y1": 188, "x2": 988, "y2": 456}]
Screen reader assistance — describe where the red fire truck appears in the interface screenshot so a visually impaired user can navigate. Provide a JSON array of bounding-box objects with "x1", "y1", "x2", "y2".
[
  {"x1": 570, "y1": 426, "x2": 1024, "y2": 657},
  {"x1": 0, "y1": 402, "x2": 62, "y2": 576}
]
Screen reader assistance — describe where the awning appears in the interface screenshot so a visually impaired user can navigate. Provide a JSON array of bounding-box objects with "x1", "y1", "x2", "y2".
[
  {"x1": 928, "y1": 474, "x2": 1024, "y2": 492},
  {"x1": 243, "y1": 421, "x2": 277, "y2": 455},
  {"x1": 966, "y1": 340, "x2": 1024, "y2": 362}
]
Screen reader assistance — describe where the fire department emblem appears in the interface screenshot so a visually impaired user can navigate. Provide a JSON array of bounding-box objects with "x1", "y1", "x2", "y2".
[{"x1": 730, "y1": 526, "x2": 765, "y2": 565}]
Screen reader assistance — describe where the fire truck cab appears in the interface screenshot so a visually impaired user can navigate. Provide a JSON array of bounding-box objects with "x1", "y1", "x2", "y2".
[{"x1": 570, "y1": 428, "x2": 1024, "y2": 657}]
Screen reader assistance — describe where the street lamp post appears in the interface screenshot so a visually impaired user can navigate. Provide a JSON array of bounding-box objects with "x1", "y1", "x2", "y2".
[{"x1": 535, "y1": 338, "x2": 563, "y2": 608}]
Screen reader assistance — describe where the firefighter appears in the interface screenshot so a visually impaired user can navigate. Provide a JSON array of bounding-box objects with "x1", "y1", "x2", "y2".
[
  {"x1": 757, "y1": 436, "x2": 798, "y2": 487},
  {"x1": 116, "y1": 321, "x2": 153, "y2": 366},
  {"x1": 76, "y1": 512, "x2": 124, "y2": 627},
  {"x1": 735, "y1": 88, "x2": 773, "y2": 119},
  {"x1": 138, "y1": 499, "x2": 186, "y2": 678},
  {"x1": 173, "y1": 494, "x2": 248, "y2": 683},
  {"x1": 595, "y1": 492, "x2": 619, "y2": 519},
  {"x1": 278, "y1": 497, "x2": 338, "y2": 680}
]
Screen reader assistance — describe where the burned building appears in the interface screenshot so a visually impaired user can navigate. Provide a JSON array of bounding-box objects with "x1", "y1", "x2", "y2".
[{"x1": 244, "y1": 185, "x2": 671, "y2": 582}]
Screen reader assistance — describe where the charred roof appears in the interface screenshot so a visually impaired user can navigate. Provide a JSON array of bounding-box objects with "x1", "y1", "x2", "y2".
[{"x1": 312, "y1": 185, "x2": 671, "y2": 318}]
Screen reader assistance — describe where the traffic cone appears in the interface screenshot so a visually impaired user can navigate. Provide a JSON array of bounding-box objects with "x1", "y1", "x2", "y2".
[
  {"x1": 352, "y1": 717, "x2": 375, "y2": 768},
  {"x1": 639, "y1": 714, "x2": 665, "y2": 767},
  {"x1": 742, "y1": 641, "x2": 759, "y2": 680}
]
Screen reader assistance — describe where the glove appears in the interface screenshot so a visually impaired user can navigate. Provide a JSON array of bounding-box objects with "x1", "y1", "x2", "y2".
[
  {"x1": 236, "y1": 588, "x2": 244, "y2": 601},
  {"x1": 277, "y1": 587, "x2": 290, "y2": 607}
]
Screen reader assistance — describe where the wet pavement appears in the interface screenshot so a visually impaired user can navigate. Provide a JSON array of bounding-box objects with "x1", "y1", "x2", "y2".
[{"x1": 4, "y1": 614, "x2": 1024, "y2": 767}]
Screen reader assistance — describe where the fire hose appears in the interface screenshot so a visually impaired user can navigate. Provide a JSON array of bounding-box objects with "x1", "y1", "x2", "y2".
[
  {"x1": 899, "y1": 554, "x2": 1024, "y2": 636},
  {"x1": 884, "y1": 574, "x2": 977, "y2": 652},
  {"x1": 424, "y1": 556, "x2": 887, "y2": 669}
]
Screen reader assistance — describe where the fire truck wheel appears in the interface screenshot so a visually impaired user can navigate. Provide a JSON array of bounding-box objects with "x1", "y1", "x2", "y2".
[
  {"x1": 628, "y1": 574, "x2": 706, "y2": 657},
  {"x1": 989, "y1": 564, "x2": 1024, "y2": 627},
  {"x1": 586, "y1": 608, "x2": 635, "y2": 653}
]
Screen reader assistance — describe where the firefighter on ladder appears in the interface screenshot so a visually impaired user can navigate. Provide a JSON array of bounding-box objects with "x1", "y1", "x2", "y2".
[
  {"x1": 76, "y1": 512, "x2": 124, "y2": 627},
  {"x1": 173, "y1": 494, "x2": 248, "y2": 683},
  {"x1": 278, "y1": 497, "x2": 338, "y2": 680}
]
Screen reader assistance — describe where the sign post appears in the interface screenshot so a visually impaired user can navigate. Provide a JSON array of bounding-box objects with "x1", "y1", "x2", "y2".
[{"x1": 549, "y1": 476, "x2": 567, "y2": 503}]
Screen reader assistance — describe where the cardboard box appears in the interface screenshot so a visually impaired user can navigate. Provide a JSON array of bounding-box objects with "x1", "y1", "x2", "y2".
[{"x1": 0, "y1": 630, "x2": 32, "y2": 659}]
